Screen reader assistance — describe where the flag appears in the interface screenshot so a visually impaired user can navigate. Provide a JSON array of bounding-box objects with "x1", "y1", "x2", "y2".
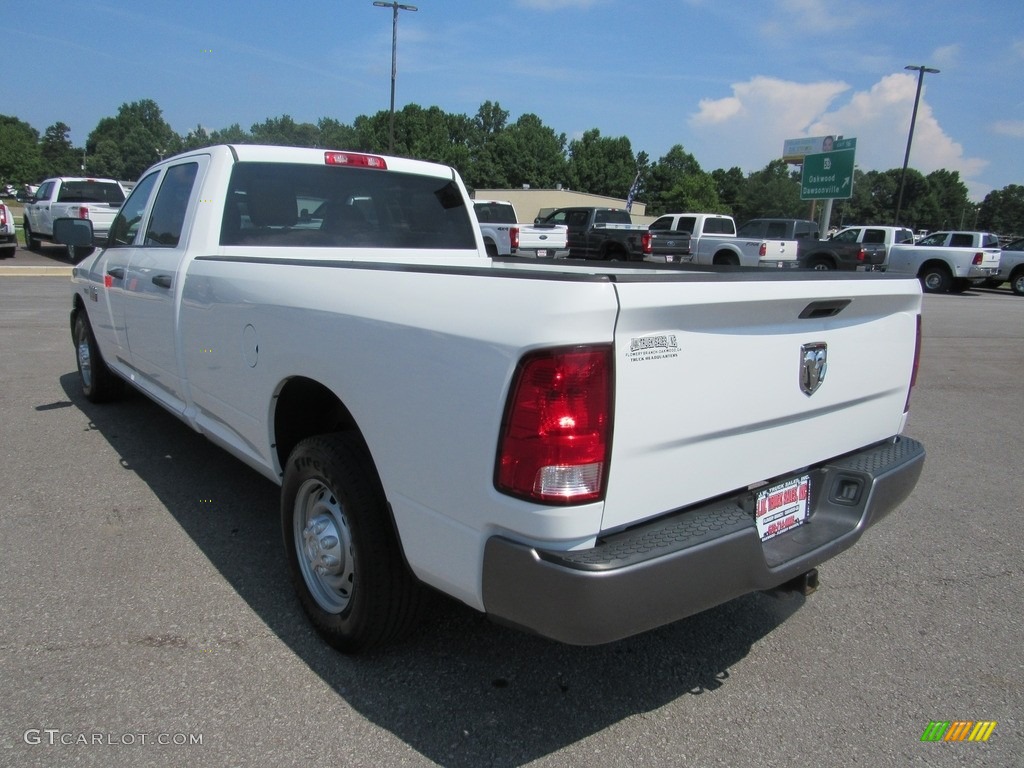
[{"x1": 625, "y1": 171, "x2": 640, "y2": 212}]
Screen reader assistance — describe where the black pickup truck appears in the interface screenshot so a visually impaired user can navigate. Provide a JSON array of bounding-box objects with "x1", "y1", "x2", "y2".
[
  {"x1": 739, "y1": 218, "x2": 882, "y2": 270},
  {"x1": 536, "y1": 207, "x2": 651, "y2": 261}
]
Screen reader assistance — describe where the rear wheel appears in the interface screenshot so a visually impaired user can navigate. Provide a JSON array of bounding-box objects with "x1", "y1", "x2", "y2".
[
  {"x1": 1011, "y1": 269, "x2": 1024, "y2": 297},
  {"x1": 282, "y1": 433, "x2": 424, "y2": 653},
  {"x1": 808, "y1": 257, "x2": 833, "y2": 270},
  {"x1": 73, "y1": 311, "x2": 124, "y2": 402},
  {"x1": 919, "y1": 264, "x2": 952, "y2": 293},
  {"x1": 949, "y1": 278, "x2": 971, "y2": 294}
]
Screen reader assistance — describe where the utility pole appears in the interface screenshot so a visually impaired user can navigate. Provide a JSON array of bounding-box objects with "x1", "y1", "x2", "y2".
[
  {"x1": 894, "y1": 65, "x2": 940, "y2": 226},
  {"x1": 372, "y1": 2, "x2": 418, "y2": 154}
]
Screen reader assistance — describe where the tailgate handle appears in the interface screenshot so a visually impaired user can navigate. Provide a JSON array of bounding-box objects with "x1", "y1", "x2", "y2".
[{"x1": 799, "y1": 299, "x2": 851, "y2": 319}]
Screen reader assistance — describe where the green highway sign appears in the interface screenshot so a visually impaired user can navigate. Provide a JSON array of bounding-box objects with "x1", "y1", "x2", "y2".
[{"x1": 801, "y1": 148, "x2": 855, "y2": 200}]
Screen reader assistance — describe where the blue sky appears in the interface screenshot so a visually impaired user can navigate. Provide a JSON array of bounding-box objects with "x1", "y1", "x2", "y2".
[{"x1": 8, "y1": 0, "x2": 1023, "y2": 201}]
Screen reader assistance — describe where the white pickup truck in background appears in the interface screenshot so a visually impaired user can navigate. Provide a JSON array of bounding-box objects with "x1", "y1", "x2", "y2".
[
  {"x1": 648, "y1": 212, "x2": 797, "y2": 266},
  {"x1": 472, "y1": 199, "x2": 568, "y2": 258},
  {"x1": 59, "y1": 144, "x2": 926, "y2": 654},
  {"x1": 887, "y1": 230, "x2": 1002, "y2": 293},
  {"x1": 23, "y1": 176, "x2": 126, "y2": 261}
]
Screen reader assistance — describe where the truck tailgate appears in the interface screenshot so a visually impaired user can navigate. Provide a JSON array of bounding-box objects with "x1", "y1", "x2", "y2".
[{"x1": 602, "y1": 274, "x2": 921, "y2": 533}]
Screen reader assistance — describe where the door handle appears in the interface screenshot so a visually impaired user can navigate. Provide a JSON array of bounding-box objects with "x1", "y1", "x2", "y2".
[
  {"x1": 152, "y1": 274, "x2": 173, "y2": 289},
  {"x1": 107, "y1": 268, "x2": 125, "y2": 280}
]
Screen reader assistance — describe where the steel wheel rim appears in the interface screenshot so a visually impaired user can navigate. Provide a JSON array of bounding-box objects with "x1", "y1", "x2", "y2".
[
  {"x1": 1013, "y1": 275, "x2": 1024, "y2": 294},
  {"x1": 76, "y1": 325, "x2": 93, "y2": 389},
  {"x1": 293, "y1": 479, "x2": 355, "y2": 614},
  {"x1": 924, "y1": 272, "x2": 943, "y2": 290}
]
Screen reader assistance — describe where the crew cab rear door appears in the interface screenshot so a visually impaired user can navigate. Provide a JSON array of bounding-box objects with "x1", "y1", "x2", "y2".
[{"x1": 600, "y1": 273, "x2": 921, "y2": 533}]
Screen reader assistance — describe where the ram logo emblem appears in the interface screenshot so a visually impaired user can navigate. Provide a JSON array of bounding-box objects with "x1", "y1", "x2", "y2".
[{"x1": 800, "y1": 342, "x2": 828, "y2": 396}]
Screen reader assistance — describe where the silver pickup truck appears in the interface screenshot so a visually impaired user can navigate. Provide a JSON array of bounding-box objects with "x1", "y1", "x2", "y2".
[{"x1": 887, "y1": 230, "x2": 1002, "y2": 293}]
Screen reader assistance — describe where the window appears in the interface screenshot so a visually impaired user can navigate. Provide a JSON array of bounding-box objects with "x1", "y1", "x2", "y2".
[
  {"x1": 832, "y1": 229, "x2": 859, "y2": 243},
  {"x1": 220, "y1": 162, "x2": 475, "y2": 250},
  {"x1": 863, "y1": 229, "x2": 886, "y2": 244},
  {"x1": 704, "y1": 217, "x2": 735, "y2": 235},
  {"x1": 649, "y1": 217, "x2": 673, "y2": 232},
  {"x1": 145, "y1": 163, "x2": 198, "y2": 247},
  {"x1": 949, "y1": 233, "x2": 973, "y2": 247},
  {"x1": 765, "y1": 222, "x2": 787, "y2": 239},
  {"x1": 474, "y1": 202, "x2": 517, "y2": 224},
  {"x1": 57, "y1": 181, "x2": 125, "y2": 205},
  {"x1": 108, "y1": 172, "x2": 160, "y2": 246}
]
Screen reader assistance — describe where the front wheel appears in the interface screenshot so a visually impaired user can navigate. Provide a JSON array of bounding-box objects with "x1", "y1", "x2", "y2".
[
  {"x1": 808, "y1": 257, "x2": 833, "y2": 271},
  {"x1": 74, "y1": 311, "x2": 124, "y2": 402},
  {"x1": 24, "y1": 219, "x2": 40, "y2": 251},
  {"x1": 282, "y1": 433, "x2": 424, "y2": 653}
]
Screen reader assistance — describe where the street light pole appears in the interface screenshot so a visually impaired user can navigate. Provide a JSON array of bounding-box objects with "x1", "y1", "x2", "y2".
[
  {"x1": 894, "y1": 65, "x2": 939, "y2": 226},
  {"x1": 372, "y1": 1, "x2": 418, "y2": 154}
]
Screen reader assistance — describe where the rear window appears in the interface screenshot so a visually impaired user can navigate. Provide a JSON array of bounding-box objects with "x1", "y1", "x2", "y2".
[
  {"x1": 220, "y1": 162, "x2": 475, "y2": 249},
  {"x1": 474, "y1": 202, "x2": 517, "y2": 224},
  {"x1": 703, "y1": 217, "x2": 735, "y2": 235},
  {"x1": 594, "y1": 209, "x2": 632, "y2": 225},
  {"x1": 57, "y1": 180, "x2": 125, "y2": 204}
]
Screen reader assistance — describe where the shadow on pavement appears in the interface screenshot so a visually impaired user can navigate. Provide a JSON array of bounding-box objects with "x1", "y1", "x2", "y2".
[{"x1": 59, "y1": 372, "x2": 803, "y2": 767}]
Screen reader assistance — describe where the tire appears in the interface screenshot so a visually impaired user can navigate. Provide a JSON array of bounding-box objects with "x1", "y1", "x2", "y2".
[
  {"x1": 919, "y1": 264, "x2": 952, "y2": 293},
  {"x1": 73, "y1": 311, "x2": 124, "y2": 403},
  {"x1": 1011, "y1": 269, "x2": 1024, "y2": 297},
  {"x1": 282, "y1": 432, "x2": 424, "y2": 653},
  {"x1": 980, "y1": 278, "x2": 1003, "y2": 289},
  {"x1": 949, "y1": 278, "x2": 971, "y2": 294},
  {"x1": 24, "y1": 219, "x2": 40, "y2": 251},
  {"x1": 808, "y1": 257, "x2": 833, "y2": 271},
  {"x1": 1, "y1": 247, "x2": 15, "y2": 259},
  {"x1": 67, "y1": 244, "x2": 95, "y2": 263}
]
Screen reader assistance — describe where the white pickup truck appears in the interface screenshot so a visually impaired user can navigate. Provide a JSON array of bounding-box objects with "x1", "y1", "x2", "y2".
[
  {"x1": 648, "y1": 212, "x2": 797, "y2": 267},
  {"x1": 472, "y1": 199, "x2": 568, "y2": 258},
  {"x1": 59, "y1": 144, "x2": 926, "y2": 653},
  {"x1": 887, "y1": 230, "x2": 1002, "y2": 293},
  {"x1": 23, "y1": 176, "x2": 126, "y2": 261}
]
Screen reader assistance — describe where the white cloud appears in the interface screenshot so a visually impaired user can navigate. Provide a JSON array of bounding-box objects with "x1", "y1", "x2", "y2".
[
  {"x1": 992, "y1": 120, "x2": 1024, "y2": 138},
  {"x1": 689, "y1": 73, "x2": 987, "y2": 187}
]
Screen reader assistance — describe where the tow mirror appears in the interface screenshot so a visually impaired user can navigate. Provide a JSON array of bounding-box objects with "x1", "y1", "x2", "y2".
[{"x1": 53, "y1": 217, "x2": 95, "y2": 247}]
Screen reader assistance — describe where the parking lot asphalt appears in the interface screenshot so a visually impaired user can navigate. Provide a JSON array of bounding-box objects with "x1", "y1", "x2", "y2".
[{"x1": 0, "y1": 274, "x2": 1021, "y2": 767}]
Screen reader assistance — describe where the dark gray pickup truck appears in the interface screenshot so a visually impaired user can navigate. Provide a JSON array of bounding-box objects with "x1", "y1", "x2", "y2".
[
  {"x1": 536, "y1": 206, "x2": 651, "y2": 261},
  {"x1": 743, "y1": 218, "x2": 883, "y2": 271}
]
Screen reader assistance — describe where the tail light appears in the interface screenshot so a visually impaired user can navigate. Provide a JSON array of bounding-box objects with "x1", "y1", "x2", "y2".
[
  {"x1": 641, "y1": 231, "x2": 652, "y2": 254},
  {"x1": 496, "y1": 345, "x2": 613, "y2": 504},
  {"x1": 77, "y1": 206, "x2": 89, "y2": 220},
  {"x1": 324, "y1": 151, "x2": 387, "y2": 169},
  {"x1": 904, "y1": 314, "x2": 922, "y2": 413},
  {"x1": 857, "y1": 248, "x2": 866, "y2": 262},
  {"x1": 0, "y1": 207, "x2": 6, "y2": 226},
  {"x1": 972, "y1": 252, "x2": 983, "y2": 266},
  {"x1": 759, "y1": 242, "x2": 767, "y2": 257},
  {"x1": 510, "y1": 226, "x2": 520, "y2": 250}
]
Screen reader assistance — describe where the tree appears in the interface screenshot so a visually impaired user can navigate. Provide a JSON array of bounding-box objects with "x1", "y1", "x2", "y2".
[
  {"x1": 250, "y1": 115, "x2": 320, "y2": 147},
  {"x1": 977, "y1": 184, "x2": 1024, "y2": 236},
  {"x1": 735, "y1": 160, "x2": 803, "y2": 223},
  {"x1": 711, "y1": 167, "x2": 745, "y2": 217},
  {"x1": 85, "y1": 99, "x2": 181, "y2": 179},
  {"x1": 645, "y1": 145, "x2": 721, "y2": 216},
  {"x1": 0, "y1": 115, "x2": 43, "y2": 184},
  {"x1": 567, "y1": 129, "x2": 637, "y2": 198},
  {"x1": 317, "y1": 117, "x2": 359, "y2": 151},
  {"x1": 40, "y1": 122, "x2": 81, "y2": 177},
  {"x1": 492, "y1": 113, "x2": 567, "y2": 191}
]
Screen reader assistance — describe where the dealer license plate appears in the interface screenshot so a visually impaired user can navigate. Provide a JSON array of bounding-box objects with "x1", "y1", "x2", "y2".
[
  {"x1": 536, "y1": 249, "x2": 549, "y2": 257},
  {"x1": 755, "y1": 475, "x2": 810, "y2": 542}
]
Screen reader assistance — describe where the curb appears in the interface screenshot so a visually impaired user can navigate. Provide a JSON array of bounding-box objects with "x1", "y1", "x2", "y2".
[{"x1": 0, "y1": 266, "x2": 74, "y2": 277}]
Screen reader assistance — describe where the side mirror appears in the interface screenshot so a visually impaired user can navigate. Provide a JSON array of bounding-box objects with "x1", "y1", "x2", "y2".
[{"x1": 53, "y1": 217, "x2": 95, "y2": 247}]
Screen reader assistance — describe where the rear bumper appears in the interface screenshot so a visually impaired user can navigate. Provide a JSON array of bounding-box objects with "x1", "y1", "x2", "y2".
[{"x1": 482, "y1": 436, "x2": 925, "y2": 645}]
